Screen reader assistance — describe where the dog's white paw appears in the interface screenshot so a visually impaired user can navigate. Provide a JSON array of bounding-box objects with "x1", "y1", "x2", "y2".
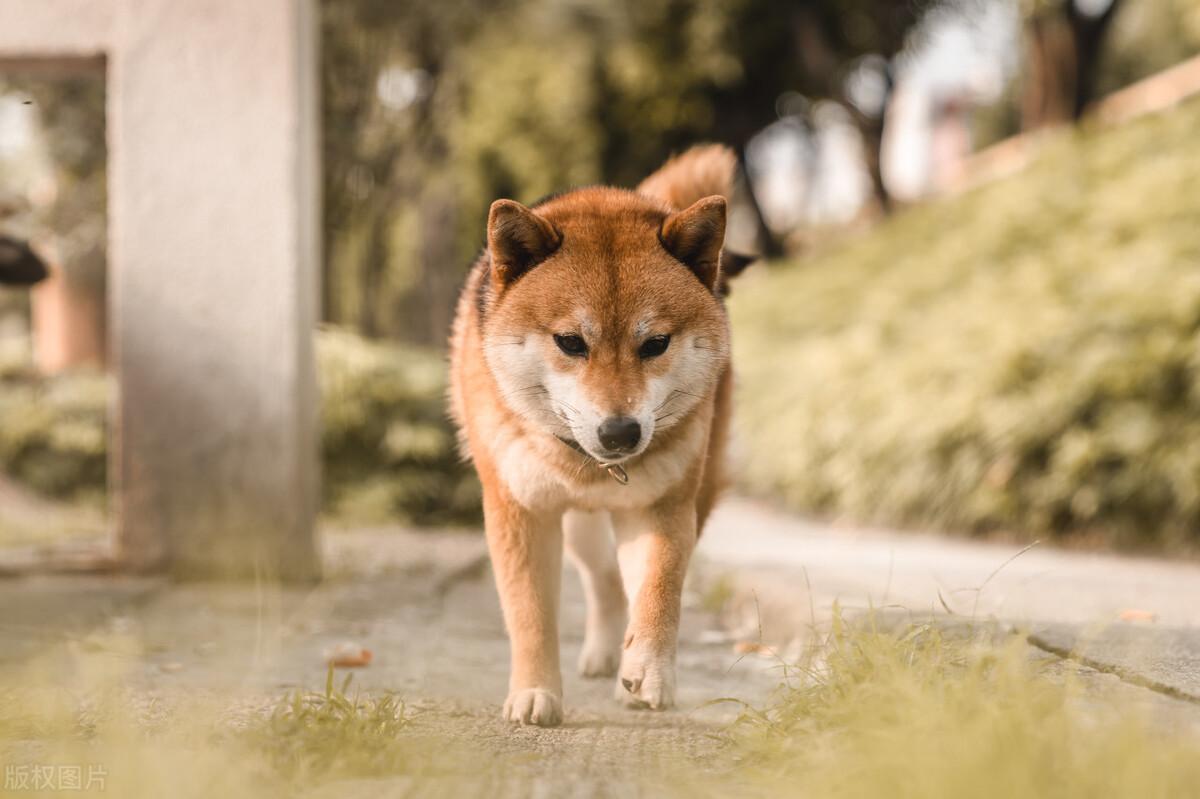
[
  {"x1": 578, "y1": 639, "x2": 621, "y2": 678},
  {"x1": 578, "y1": 619, "x2": 624, "y2": 678},
  {"x1": 503, "y1": 688, "x2": 563, "y2": 727},
  {"x1": 616, "y1": 644, "x2": 676, "y2": 710}
]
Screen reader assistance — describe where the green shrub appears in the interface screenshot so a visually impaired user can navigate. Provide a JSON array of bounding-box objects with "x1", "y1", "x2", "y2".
[
  {"x1": 317, "y1": 328, "x2": 479, "y2": 526},
  {"x1": 729, "y1": 97, "x2": 1200, "y2": 550},
  {"x1": 0, "y1": 339, "x2": 108, "y2": 503},
  {"x1": 0, "y1": 329, "x2": 480, "y2": 526}
]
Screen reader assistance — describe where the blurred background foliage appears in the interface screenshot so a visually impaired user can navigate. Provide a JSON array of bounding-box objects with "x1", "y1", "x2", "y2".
[
  {"x1": 732, "y1": 96, "x2": 1200, "y2": 551},
  {"x1": 2, "y1": 0, "x2": 1200, "y2": 543},
  {"x1": 317, "y1": 0, "x2": 1199, "y2": 337},
  {"x1": 0, "y1": 329, "x2": 480, "y2": 526}
]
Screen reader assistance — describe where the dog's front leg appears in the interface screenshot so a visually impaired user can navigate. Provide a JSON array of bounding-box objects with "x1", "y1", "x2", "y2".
[
  {"x1": 482, "y1": 486, "x2": 564, "y2": 726},
  {"x1": 612, "y1": 501, "x2": 697, "y2": 710}
]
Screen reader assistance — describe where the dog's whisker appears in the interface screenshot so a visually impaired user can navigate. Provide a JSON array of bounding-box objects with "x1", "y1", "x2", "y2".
[
  {"x1": 552, "y1": 406, "x2": 580, "y2": 421},
  {"x1": 555, "y1": 399, "x2": 582, "y2": 415},
  {"x1": 498, "y1": 384, "x2": 550, "y2": 405},
  {"x1": 519, "y1": 408, "x2": 567, "y2": 422},
  {"x1": 653, "y1": 390, "x2": 696, "y2": 414}
]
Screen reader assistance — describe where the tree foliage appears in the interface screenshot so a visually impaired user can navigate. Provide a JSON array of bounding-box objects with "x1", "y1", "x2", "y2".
[{"x1": 320, "y1": 0, "x2": 953, "y2": 342}]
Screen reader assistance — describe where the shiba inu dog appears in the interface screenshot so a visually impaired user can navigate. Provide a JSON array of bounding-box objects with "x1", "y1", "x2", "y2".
[{"x1": 449, "y1": 145, "x2": 751, "y2": 727}]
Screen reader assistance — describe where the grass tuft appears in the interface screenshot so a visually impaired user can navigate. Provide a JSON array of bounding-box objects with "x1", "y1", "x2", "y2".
[
  {"x1": 248, "y1": 666, "x2": 416, "y2": 780},
  {"x1": 0, "y1": 649, "x2": 442, "y2": 797},
  {"x1": 690, "y1": 613, "x2": 1200, "y2": 798}
]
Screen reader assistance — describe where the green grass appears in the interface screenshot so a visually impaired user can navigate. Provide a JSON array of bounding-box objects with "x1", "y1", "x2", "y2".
[
  {"x1": 689, "y1": 614, "x2": 1200, "y2": 799},
  {"x1": 0, "y1": 651, "x2": 454, "y2": 797},
  {"x1": 240, "y1": 668, "x2": 430, "y2": 784},
  {"x1": 4, "y1": 617, "x2": 1199, "y2": 798},
  {"x1": 730, "y1": 97, "x2": 1200, "y2": 551}
]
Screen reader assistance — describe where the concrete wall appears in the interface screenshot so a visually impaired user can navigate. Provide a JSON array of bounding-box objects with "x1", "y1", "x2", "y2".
[
  {"x1": 0, "y1": 0, "x2": 322, "y2": 580},
  {"x1": 0, "y1": 0, "x2": 112, "y2": 57}
]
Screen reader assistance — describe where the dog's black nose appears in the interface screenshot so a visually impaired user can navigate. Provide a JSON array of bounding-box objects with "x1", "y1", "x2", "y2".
[{"x1": 597, "y1": 416, "x2": 641, "y2": 453}]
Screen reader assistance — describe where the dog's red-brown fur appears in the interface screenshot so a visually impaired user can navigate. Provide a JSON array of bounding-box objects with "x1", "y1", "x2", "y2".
[{"x1": 449, "y1": 145, "x2": 743, "y2": 726}]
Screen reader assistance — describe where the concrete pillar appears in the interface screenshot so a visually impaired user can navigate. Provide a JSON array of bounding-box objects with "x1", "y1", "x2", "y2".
[
  {"x1": 109, "y1": 0, "x2": 321, "y2": 580},
  {"x1": 0, "y1": 0, "x2": 322, "y2": 581},
  {"x1": 0, "y1": 0, "x2": 112, "y2": 57}
]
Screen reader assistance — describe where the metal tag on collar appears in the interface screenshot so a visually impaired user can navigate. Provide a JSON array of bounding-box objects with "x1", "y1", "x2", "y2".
[{"x1": 600, "y1": 463, "x2": 629, "y2": 485}]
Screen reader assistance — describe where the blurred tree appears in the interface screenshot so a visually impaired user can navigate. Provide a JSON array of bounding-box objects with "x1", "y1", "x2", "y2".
[
  {"x1": 324, "y1": 0, "x2": 940, "y2": 336},
  {"x1": 1020, "y1": 0, "x2": 1125, "y2": 129},
  {"x1": 322, "y1": 0, "x2": 501, "y2": 343},
  {"x1": 1094, "y1": 0, "x2": 1200, "y2": 95},
  {"x1": 452, "y1": 0, "x2": 747, "y2": 227},
  {"x1": 783, "y1": 1, "x2": 929, "y2": 212},
  {"x1": 324, "y1": 0, "x2": 777, "y2": 342}
]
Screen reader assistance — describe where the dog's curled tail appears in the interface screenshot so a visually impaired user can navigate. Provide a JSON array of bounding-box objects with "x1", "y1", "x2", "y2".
[
  {"x1": 638, "y1": 144, "x2": 756, "y2": 294},
  {"x1": 636, "y1": 144, "x2": 737, "y2": 211}
]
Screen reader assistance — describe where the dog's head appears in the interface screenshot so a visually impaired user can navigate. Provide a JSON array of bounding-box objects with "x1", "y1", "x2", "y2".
[{"x1": 481, "y1": 186, "x2": 731, "y2": 464}]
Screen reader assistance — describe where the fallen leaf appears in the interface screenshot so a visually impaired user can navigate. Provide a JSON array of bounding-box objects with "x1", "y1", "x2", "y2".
[
  {"x1": 326, "y1": 641, "x2": 373, "y2": 667},
  {"x1": 1118, "y1": 609, "x2": 1158, "y2": 623}
]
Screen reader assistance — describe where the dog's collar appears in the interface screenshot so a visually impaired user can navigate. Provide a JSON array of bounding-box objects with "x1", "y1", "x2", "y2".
[{"x1": 555, "y1": 435, "x2": 629, "y2": 485}]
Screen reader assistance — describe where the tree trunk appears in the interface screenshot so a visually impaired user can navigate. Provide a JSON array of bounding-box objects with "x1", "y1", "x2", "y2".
[
  {"x1": 413, "y1": 184, "x2": 460, "y2": 347},
  {"x1": 736, "y1": 146, "x2": 784, "y2": 259},
  {"x1": 1068, "y1": 0, "x2": 1124, "y2": 118},
  {"x1": 1022, "y1": 0, "x2": 1124, "y2": 130},
  {"x1": 1022, "y1": 11, "x2": 1077, "y2": 130},
  {"x1": 846, "y1": 74, "x2": 895, "y2": 215},
  {"x1": 858, "y1": 116, "x2": 892, "y2": 215},
  {"x1": 359, "y1": 210, "x2": 388, "y2": 338}
]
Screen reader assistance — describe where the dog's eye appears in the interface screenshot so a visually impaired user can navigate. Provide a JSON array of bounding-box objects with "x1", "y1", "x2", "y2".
[
  {"x1": 554, "y1": 334, "x2": 588, "y2": 357},
  {"x1": 638, "y1": 335, "x2": 671, "y2": 358}
]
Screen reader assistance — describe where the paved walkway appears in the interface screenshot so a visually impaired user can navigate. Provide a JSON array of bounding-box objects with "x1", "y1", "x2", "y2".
[
  {"x1": 701, "y1": 498, "x2": 1200, "y2": 700},
  {"x1": 0, "y1": 527, "x2": 779, "y2": 795},
  {"x1": 4, "y1": 497, "x2": 1200, "y2": 793}
]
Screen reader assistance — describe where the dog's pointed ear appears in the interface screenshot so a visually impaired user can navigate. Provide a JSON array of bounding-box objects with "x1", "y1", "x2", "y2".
[
  {"x1": 659, "y1": 195, "x2": 726, "y2": 292},
  {"x1": 487, "y1": 199, "x2": 562, "y2": 290}
]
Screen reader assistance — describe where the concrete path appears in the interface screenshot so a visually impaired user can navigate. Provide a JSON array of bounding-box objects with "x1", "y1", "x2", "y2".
[
  {"x1": 5, "y1": 497, "x2": 1200, "y2": 793},
  {"x1": 701, "y1": 498, "x2": 1200, "y2": 702},
  {"x1": 1, "y1": 527, "x2": 780, "y2": 795}
]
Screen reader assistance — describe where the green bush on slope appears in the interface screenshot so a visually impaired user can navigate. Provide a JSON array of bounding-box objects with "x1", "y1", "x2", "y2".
[{"x1": 729, "y1": 98, "x2": 1200, "y2": 550}]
